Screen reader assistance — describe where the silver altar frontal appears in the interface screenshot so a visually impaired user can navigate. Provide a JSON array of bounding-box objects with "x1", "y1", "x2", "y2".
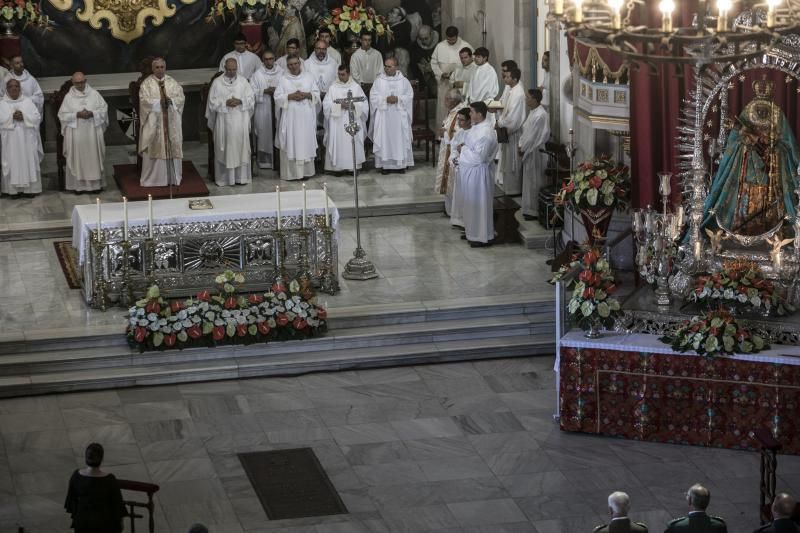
[{"x1": 71, "y1": 191, "x2": 340, "y2": 308}]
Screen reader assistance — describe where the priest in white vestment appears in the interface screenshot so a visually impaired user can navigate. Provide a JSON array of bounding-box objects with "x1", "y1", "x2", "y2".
[
  {"x1": 305, "y1": 40, "x2": 339, "y2": 97},
  {"x1": 8, "y1": 56, "x2": 43, "y2": 114},
  {"x1": 0, "y1": 66, "x2": 10, "y2": 96},
  {"x1": 218, "y1": 34, "x2": 262, "y2": 80},
  {"x1": 452, "y1": 48, "x2": 477, "y2": 101},
  {"x1": 274, "y1": 56, "x2": 320, "y2": 180},
  {"x1": 435, "y1": 89, "x2": 466, "y2": 216},
  {"x1": 322, "y1": 65, "x2": 368, "y2": 174},
  {"x1": 318, "y1": 27, "x2": 342, "y2": 66},
  {"x1": 206, "y1": 59, "x2": 255, "y2": 186},
  {"x1": 539, "y1": 51, "x2": 550, "y2": 111},
  {"x1": 455, "y1": 102, "x2": 498, "y2": 247},
  {"x1": 448, "y1": 108, "x2": 472, "y2": 228},
  {"x1": 494, "y1": 66, "x2": 526, "y2": 195},
  {"x1": 57, "y1": 72, "x2": 108, "y2": 193},
  {"x1": 430, "y1": 26, "x2": 472, "y2": 127},
  {"x1": 518, "y1": 89, "x2": 550, "y2": 220},
  {"x1": 0, "y1": 79, "x2": 42, "y2": 196},
  {"x1": 467, "y1": 48, "x2": 499, "y2": 104},
  {"x1": 250, "y1": 50, "x2": 283, "y2": 170},
  {"x1": 369, "y1": 57, "x2": 414, "y2": 173},
  {"x1": 276, "y1": 38, "x2": 305, "y2": 72},
  {"x1": 350, "y1": 32, "x2": 384, "y2": 86},
  {"x1": 138, "y1": 58, "x2": 185, "y2": 187}
]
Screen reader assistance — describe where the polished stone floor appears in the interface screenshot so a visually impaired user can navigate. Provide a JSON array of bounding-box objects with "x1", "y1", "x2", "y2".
[{"x1": 0, "y1": 355, "x2": 795, "y2": 533}]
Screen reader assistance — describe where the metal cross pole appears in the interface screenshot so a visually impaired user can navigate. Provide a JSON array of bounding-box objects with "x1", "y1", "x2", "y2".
[{"x1": 336, "y1": 89, "x2": 378, "y2": 280}]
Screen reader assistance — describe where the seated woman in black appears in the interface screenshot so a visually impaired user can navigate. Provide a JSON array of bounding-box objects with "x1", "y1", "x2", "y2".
[{"x1": 64, "y1": 442, "x2": 126, "y2": 533}]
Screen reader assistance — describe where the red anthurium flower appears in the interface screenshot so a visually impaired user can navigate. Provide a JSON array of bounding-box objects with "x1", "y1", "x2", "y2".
[
  {"x1": 212, "y1": 326, "x2": 225, "y2": 341},
  {"x1": 170, "y1": 300, "x2": 183, "y2": 313},
  {"x1": 224, "y1": 296, "x2": 237, "y2": 309},
  {"x1": 317, "y1": 309, "x2": 327, "y2": 320},
  {"x1": 292, "y1": 317, "x2": 307, "y2": 330},
  {"x1": 236, "y1": 324, "x2": 248, "y2": 337},
  {"x1": 164, "y1": 334, "x2": 176, "y2": 347},
  {"x1": 248, "y1": 294, "x2": 264, "y2": 305},
  {"x1": 257, "y1": 322, "x2": 270, "y2": 335},
  {"x1": 145, "y1": 300, "x2": 161, "y2": 314},
  {"x1": 187, "y1": 325, "x2": 202, "y2": 339},
  {"x1": 588, "y1": 175, "x2": 603, "y2": 189},
  {"x1": 197, "y1": 290, "x2": 211, "y2": 302},
  {"x1": 276, "y1": 314, "x2": 289, "y2": 327},
  {"x1": 331, "y1": 7, "x2": 341, "y2": 15},
  {"x1": 134, "y1": 327, "x2": 147, "y2": 343},
  {"x1": 271, "y1": 282, "x2": 286, "y2": 294},
  {"x1": 579, "y1": 270, "x2": 593, "y2": 283}
]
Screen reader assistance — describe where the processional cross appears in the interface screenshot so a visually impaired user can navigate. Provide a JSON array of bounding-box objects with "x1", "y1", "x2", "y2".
[{"x1": 336, "y1": 89, "x2": 378, "y2": 280}]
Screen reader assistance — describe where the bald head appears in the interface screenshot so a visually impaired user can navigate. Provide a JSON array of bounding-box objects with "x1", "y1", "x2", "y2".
[
  {"x1": 224, "y1": 58, "x2": 238, "y2": 78},
  {"x1": 5, "y1": 79, "x2": 20, "y2": 99},
  {"x1": 686, "y1": 484, "x2": 710, "y2": 511},
  {"x1": 71, "y1": 72, "x2": 87, "y2": 92},
  {"x1": 772, "y1": 493, "x2": 797, "y2": 519}
]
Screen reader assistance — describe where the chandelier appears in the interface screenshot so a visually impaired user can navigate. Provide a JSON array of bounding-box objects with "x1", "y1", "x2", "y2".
[{"x1": 551, "y1": 0, "x2": 800, "y2": 65}]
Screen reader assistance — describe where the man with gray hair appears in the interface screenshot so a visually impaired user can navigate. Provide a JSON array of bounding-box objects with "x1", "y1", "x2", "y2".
[
  {"x1": 754, "y1": 492, "x2": 800, "y2": 533},
  {"x1": 666, "y1": 484, "x2": 727, "y2": 532},
  {"x1": 593, "y1": 491, "x2": 648, "y2": 532}
]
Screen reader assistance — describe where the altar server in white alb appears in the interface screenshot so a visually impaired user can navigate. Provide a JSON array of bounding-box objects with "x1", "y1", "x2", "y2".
[
  {"x1": 0, "y1": 79, "x2": 43, "y2": 196},
  {"x1": 323, "y1": 65, "x2": 368, "y2": 175},
  {"x1": 274, "y1": 56, "x2": 320, "y2": 180},
  {"x1": 430, "y1": 26, "x2": 472, "y2": 127},
  {"x1": 350, "y1": 31, "x2": 384, "y2": 86},
  {"x1": 139, "y1": 58, "x2": 185, "y2": 187},
  {"x1": 218, "y1": 34, "x2": 261, "y2": 80},
  {"x1": 452, "y1": 48, "x2": 477, "y2": 100},
  {"x1": 456, "y1": 101, "x2": 498, "y2": 247},
  {"x1": 435, "y1": 88, "x2": 467, "y2": 216},
  {"x1": 276, "y1": 38, "x2": 305, "y2": 72},
  {"x1": 518, "y1": 89, "x2": 550, "y2": 220},
  {"x1": 448, "y1": 107, "x2": 472, "y2": 228},
  {"x1": 250, "y1": 50, "x2": 283, "y2": 170},
  {"x1": 8, "y1": 56, "x2": 43, "y2": 114},
  {"x1": 57, "y1": 72, "x2": 109, "y2": 193},
  {"x1": 495, "y1": 66, "x2": 526, "y2": 195},
  {"x1": 369, "y1": 57, "x2": 414, "y2": 174},
  {"x1": 467, "y1": 48, "x2": 499, "y2": 104},
  {"x1": 305, "y1": 39, "x2": 338, "y2": 97},
  {"x1": 318, "y1": 27, "x2": 341, "y2": 66},
  {"x1": 207, "y1": 59, "x2": 255, "y2": 186}
]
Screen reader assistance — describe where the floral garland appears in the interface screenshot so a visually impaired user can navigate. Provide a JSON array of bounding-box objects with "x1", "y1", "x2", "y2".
[
  {"x1": 692, "y1": 260, "x2": 793, "y2": 315},
  {"x1": 126, "y1": 270, "x2": 326, "y2": 352},
  {"x1": 550, "y1": 247, "x2": 623, "y2": 331},
  {"x1": 660, "y1": 309, "x2": 768, "y2": 356},
  {"x1": 207, "y1": 0, "x2": 285, "y2": 22},
  {"x1": 1, "y1": 0, "x2": 47, "y2": 26},
  {"x1": 555, "y1": 155, "x2": 630, "y2": 211},
  {"x1": 319, "y1": 0, "x2": 391, "y2": 40}
]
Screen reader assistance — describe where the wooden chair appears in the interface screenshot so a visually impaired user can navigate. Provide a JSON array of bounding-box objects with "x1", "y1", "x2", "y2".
[
  {"x1": 49, "y1": 79, "x2": 73, "y2": 191},
  {"x1": 200, "y1": 71, "x2": 224, "y2": 181},
  {"x1": 410, "y1": 79, "x2": 435, "y2": 165}
]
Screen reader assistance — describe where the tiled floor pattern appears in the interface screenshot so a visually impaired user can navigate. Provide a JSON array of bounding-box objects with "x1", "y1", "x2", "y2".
[{"x1": 0, "y1": 356, "x2": 796, "y2": 532}]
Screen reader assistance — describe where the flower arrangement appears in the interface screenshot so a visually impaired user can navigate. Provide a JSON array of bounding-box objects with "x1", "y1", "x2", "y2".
[
  {"x1": 0, "y1": 0, "x2": 47, "y2": 26},
  {"x1": 206, "y1": 0, "x2": 284, "y2": 22},
  {"x1": 660, "y1": 309, "x2": 768, "y2": 356},
  {"x1": 692, "y1": 260, "x2": 793, "y2": 315},
  {"x1": 555, "y1": 155, "x2": 630, "y2": 212},
  {"x1": 126, "y1": 270, "x2": 326, "y2": 352},
  {"x1": 319, "y1": 0, "x2": 391, "y2": 40},
  {"x1": 550, "y1": 247, "x2": 623, "y2": 333}
]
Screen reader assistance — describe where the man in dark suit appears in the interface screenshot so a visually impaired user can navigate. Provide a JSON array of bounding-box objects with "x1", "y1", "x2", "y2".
[
  {"x1": 754, "y1": 493, "x2": 800, "y2": 533},
  {"x1": 666, "y1": 484, "x2": 727, "y2": 532},
  {"x1": 594, "y1": 491, "x2": 648, "y2": 533}
]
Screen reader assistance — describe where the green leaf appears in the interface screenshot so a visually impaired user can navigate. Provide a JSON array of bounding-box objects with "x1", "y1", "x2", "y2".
[
  {"x1": 753, "y1": 336, "x2": 764, "y2": 350},
  {"x1": 586, "y1": 188, "x2": 598, "y2": 206},
  {"x1": 248, "y1": 324, "x2": 257, "y2": 336},
  {"x1": 177, "y1": 331, "x2": 188, "y2": 342},
  {"x1": 740, "y1": 340, "x2": 753, "y2": 353},
  {"x1": 226, "y1": 324, "x2": 236, "y2": 337},
  {"x1": 722, "y1": 335, "x2": 734, "y2": 352},
  {"x1": 153, "y1": 332, "x2": 164, "y2": 347},
  {"x1": 202, "y1": 322, "x2": 214, "y2": 334},
  {"x1": 710, "y1": 317, "x2": 723, "y2": 328}
]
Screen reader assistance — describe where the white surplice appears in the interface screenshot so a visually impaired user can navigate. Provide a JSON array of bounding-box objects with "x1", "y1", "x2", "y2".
[
  {"x1": 369, "y1": 71, "x2": 414, "y2": 170},
  {"x1": 467, "y1": 62, "x2": 500, "y2": 103},
  {"x1": 430, "y1": 37, "x2": 472, "y2": 126},
  {"x1": 327, "y1": 46, "x2": 342, "y2": 66},
  {"x1": 305, "y1": 54, "x2": 339, "y2": 95},
  {"x1": 274, "y1": 70, "x2": 320, "y2": 180},
  {"x1": 250, "y1": 64, "x2": 283, "y2": 169},
  {"x1": 8, "y1": 70, "x2": 43, "y2": 114},
  {"x1": 518, "y1": 105, "x2": 550, "y2": 217},
  {"x1": 435, "y1": 103, "x2": 466, "y2": 215},
  {"x1": 448, "y1": 127, "x2": 469, "y2": 227},
  {"x1": 495, "y1": 82, "x2": 526, "y2": 195},
  {"x1": 206, "y1": 74, "x2": 255, "y2": 186},
  {"x1": 0, "y1": 95, "x2": 42, "y2": 195},
  {"x1": 322, "y1": 79, "x2": 368, "y2": 172},
  {"x1": 57, "y1": 84, "x2": 108, "y2": 192},
  {"x1": 350, "y1": 48, "x2": 384, "y2": 85},
  {"x1": 458, "y1": 120, "x2": 498, "y2": 243},
  {"x1": 218, "y1": 50, "x2": 262, "y2": 80},
  {"x1": 453, "y1": 62, "x2": 477, "y2": 101},
  {"x1": 139, "y1": 74, "x2": 185, "y2": 187}
]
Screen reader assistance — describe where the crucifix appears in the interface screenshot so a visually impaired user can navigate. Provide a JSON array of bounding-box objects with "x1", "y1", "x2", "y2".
[{"x1": 336, "y1": 89, "x2": 378, "y2": 280}]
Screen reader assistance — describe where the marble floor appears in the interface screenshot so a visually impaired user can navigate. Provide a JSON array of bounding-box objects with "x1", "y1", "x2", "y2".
[{"x1": 0, "y1": 355, "x2": 795, "y2": 533}]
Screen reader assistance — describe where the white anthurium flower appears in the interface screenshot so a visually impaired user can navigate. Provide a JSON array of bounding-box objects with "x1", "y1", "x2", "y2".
[
  {"x1": 147, "y1": 312, "x2": 158, "y2": 321},
  {"x1": 129, "y1": 318, "x2": 138, "y2": 326},
  {"x1": 214, "y1": 319, "x2": 224, "y2": 326},
  {"x1": 172, "y1": 323, "x2": 183, "y2": 332},
  {"x1": 236, "y1": 315, "x2": 247, "y2": 325},
  {"x1": 138, "y1": 319, "x2": 149, "y2": 327},
  {"x1": 568, "y1": 299, "x2": 580, "y2": 314},
  {"x1": 723, "y1": 289, "x2": 734, "y2": 300},
  {"x1": 580, "y1": 301, "x2": 594, "y2": 317},
  {"x1": 160, "y1": 326, "x2": 171, "y2": 334},
  {"x1": 222, "y1": 310, "x2": 231, "y2": 318},
  {"x1": 182, "y1": 319, "x2": 192, "y2": 328}
]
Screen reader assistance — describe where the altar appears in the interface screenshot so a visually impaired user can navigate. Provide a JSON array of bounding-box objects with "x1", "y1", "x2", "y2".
[{"x1": 71, "y1": 191, "x2": 340, "y2": 308}]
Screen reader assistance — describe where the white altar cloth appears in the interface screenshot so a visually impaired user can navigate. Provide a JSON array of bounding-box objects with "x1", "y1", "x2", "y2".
[{"x1": 71, "y1": 191, "x2": 340, "y2": 264}]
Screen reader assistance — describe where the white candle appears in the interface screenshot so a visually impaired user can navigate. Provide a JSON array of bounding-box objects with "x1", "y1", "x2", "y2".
[
  {"x1": 302, "y1": 183, "x2": 307, "y2": 228},
  {"x1": 276, "y1": 186, "x2": 282, "y2": 230},
  {"x1": 609, "y1": 0, "x2": 623, "y2": 29},
  {"x1": 553, "y1": 0, "x2": 563, "y2": 15},
  {"x1": 96, "y1": 197, "x2": 102, "y2": 239},
  {"x1": 659, "y1": 0, "x2": 674, "y2": 32},
  {"x1": 775, "y1": 252, "x2": 783, "y2": 273},
  {"x1": 324, "y1": 182, "x2": 330, "y2": 227},
  {"x1": 148, "y1": 194, "x2": 154, "y2": 239},
  {"x1": 694, "y1": 241, "x2": 702, "y2": 261},
  {"x1": 676, "y1": 205, "x2": 684, "y2": 228},
  {"x1": 574, "y1": 0, "x2": 583, "y2": 22},
  {"x1": 122, "y1": 196, "x2": 129, "y2": 241},
  {"x1": 717, "y1": 0, "x2": 731, "y2": 31}
]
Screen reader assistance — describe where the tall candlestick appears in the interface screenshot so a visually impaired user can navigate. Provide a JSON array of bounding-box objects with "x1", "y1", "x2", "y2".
[
  {"x1": 148, "y1": 194, "x2": 154, "y2": 239},
  {"x1": 767, "y1": 0, "x2": 779, "y2": 27},
  {"x1": 717, "y1": 0, "x2": 731, "y2": 31},
  {"x1": 123, "y1": 196, "x2": 129, "y2": 241},
  {"x1": 323, "y1": 182, "x2": 330, "y2": 227},
  {"x1": 574, "y1": 0, "x2": 583, "y2": 22},
  {"x1": 276, "y1": 186, "x2": 282, "y2": 230},
  {"x1": 302, "y1": 183, "x2": 307, "y2": 228},
  {"x1": 659, "y1": 0, "x2": 674, "y2": 32},
  {"x1": 96, "y1": 197, "x2": 102, "y2": 239},
  {"x1": 609, "y1": 0, "x2": 623, "y2": 29},
  {"x1": 554, "y1": 0, "x2": 563, "y2": 15}
]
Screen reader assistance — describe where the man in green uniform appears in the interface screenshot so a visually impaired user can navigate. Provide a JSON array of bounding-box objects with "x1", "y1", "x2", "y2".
[
  {"x1": 754, "y1": 493, "x2": 800, "y2": 533},
  {"x1": 666, "y1": 484, "x2": 727, "y2": 532},
  {"x1": 594, "y1": 491, "x2": 648, "y2": 533}
]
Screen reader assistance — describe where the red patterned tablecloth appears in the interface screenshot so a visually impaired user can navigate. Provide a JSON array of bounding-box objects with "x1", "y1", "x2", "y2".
[{"x1": 558, "y1": 334, "x2": 800, "y2": 454}]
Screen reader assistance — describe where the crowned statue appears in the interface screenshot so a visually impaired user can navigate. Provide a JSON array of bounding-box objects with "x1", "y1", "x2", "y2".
[{"x1": 702, "y1": 77, "x2": 800, "y2": 239}]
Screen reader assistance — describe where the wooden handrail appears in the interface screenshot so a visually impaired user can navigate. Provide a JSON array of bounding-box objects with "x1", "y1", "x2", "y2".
[{"x1": 117, "y1": 478, "x2": 160, "y2": 533}]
